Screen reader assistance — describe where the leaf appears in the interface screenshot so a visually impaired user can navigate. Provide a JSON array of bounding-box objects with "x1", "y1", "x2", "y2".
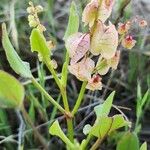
[
  {"x1": 140, "y1": 142, "x2": 147, "y2": 150},
  {"x1": 63, "y1": 1, "x2": 79, "y2": 40},
  {"x1": 137, "y1": 82, "x2": 142, "y2": 100},
  {"x1": 94, "y1": 91, "x2": 115, "y2": 117},
  {"x1": 49, "y1": 120, "x2": 75, "y2": 149},
  {"x1": 0, "y1": 70, "x2": 24, "y2": 109},
  {"x1": 116, "y1": 132, "x2": 139, "y2": 150},
  {"x1": 94, "y1": 115, "x2": 129, "y2": 138},
  {"x1": 90, "y1": 116, "x2": 113, "y2": 138},
  {"x1": 30, "y1": 29, "x2": 50, "y2": 60},
  {"x1": 136, "y1": 89, "x2": 149, "y2": 120},
  {"x1": 108, "y1": 115, "x2": 130, "y2": 134},
  {"x1": 84, "y1": 115, "x2": 129, "y2": 139},
  {"x1": 2, "y1": 23, "x2": 32, "y2": 78},
  {"x1": 141, "y1": 90, "x2": 149, "y2": 108}
]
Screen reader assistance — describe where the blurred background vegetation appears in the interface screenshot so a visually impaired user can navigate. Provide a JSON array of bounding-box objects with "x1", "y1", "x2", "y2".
[{"x1": 0, "y1": 0, "x2": 150, "y2": 149}]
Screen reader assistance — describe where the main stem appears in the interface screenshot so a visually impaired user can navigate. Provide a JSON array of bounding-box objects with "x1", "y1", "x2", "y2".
[{"x1": 44, "y1": 57, "x2": 74, "y2": 142}]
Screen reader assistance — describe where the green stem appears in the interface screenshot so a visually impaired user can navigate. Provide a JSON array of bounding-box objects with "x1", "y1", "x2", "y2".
[
  {"x1": 67, "y1": 119, "x2": 74, "y2": 142},
  {"x1": 31, "y1": 76, "x2": 66, "y2": 114},
  {"x1": 44, "y1": 58, "x2": 62, "y2": 89},
  {"x1": 61, "y1": 86, "x2": 70, "y2": 111},
  {"x1": 72, "y1": 81, "x2": 87, "y2": 116},
  {"x1": 61, "y1": 52, "x2": 74, "y2": 142},
  {"x1": 81, "y1": 134, "x2": 93, "y2": 150},
  {"x1": 44, "y1": 57, "x2": 74, "y2": 142},
  {"x1": 61, "y1": 52, "x2": 69, "y2": 87},
  {"x1": 44, "y1": 58, "x2": 70, "y2": 111}
]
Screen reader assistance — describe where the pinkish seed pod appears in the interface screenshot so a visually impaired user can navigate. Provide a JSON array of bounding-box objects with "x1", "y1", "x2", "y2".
[
  {"x1": 118, "y1": 21, "x2": 131, "y2": 35},
  {"x1": 90, "y1": 21, "x2": 118, "y2": 59},
  {"x1": 86, "y1": 74, "x2": 102, "y2": 91},
  {"x1": 82, "y1": 0, "x2": 99, "y2": 28},
  {"x1": 139, "y1": 20, "x2": 147, "y2": 28},
  {"x1": 122, "y1": 35, "x2": 136, "y2": 49}
]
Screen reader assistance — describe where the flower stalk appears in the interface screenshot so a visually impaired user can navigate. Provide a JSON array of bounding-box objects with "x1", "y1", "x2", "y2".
[{"x1": 72, "y1": 81, "x2": 87, "y2": 116}]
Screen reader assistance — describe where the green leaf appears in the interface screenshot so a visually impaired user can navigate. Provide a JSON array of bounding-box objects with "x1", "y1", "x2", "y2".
[
  {"x1": 2, "y1": 23, "x2": 32, "y2": 78},
  {"x1": 90, "y1": 116, "x2": 113, "y2": 138},
  {"x1": 116, "y1": 132, "x2": 139, "y2": 150},
  {"x1": 140, "y1": 142, "x2": 147, "y2": 150},
  {"x1": 0, "y1": 70, "x2": 24, "y2": 109},
  {"x1": 108, "y1": 115, "x2": 131, "y2": 133},
  {"x1": 94, "y1": 91, "x2": 115, "y2": 117},
  {"x1": 49, "y1": 120, "x2": 75, "y2": 149},
  {"x1": 137, "y1": 82, "x2": 142, "y2": 100},
  {"x1": 30, "y1": 28, "x2": 50, "y2": 60},
  {"x1": 141, "y1": 90, "x2": 149, "y2": 108},
  {"x1": 84, "y1": 115, "x2": 130, "y2": 139},
  {"x1": 63, "y1": 1, "x2": 79, "y2": 40}
]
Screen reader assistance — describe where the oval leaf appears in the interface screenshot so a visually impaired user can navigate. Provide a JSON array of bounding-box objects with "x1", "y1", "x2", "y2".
[
  {"x1": 2, "y1": 23, "x2": 32, "y2": 78},
  {"x1": 0, "y1": 70, "x2": 24, "y2": 109},
  {"x1": 30, "y1": 28, "x2": 50, "y2": 60}
]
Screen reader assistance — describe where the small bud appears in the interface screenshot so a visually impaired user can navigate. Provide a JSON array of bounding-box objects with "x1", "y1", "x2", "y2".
[
  {"x1": 35, "y1": 5, "x2": 43, "y2": 13},
  {"x1": 29, "y1": 1, "x2": 33, "y2": 6},
  {"x1": 28, "y1": 15, "x2": 34, "y2": 21},
  {"x1": 51, "y1": 59, "x2": 58, "y2": 69},
  {"x1": 118, "y1": 21, "x2": 131, "y2": 35},
  {"x1": 47, "y1": 41, "x2": 55, "y2": 50},
  {"x1": 29, "y1": 20, "x2": 38, "y2": 27},
  {"x1": 139, "y1": 20, "x2": 147, "y2": 28},
  {"x1": 37, "y1": 24, "x2": 46, "y2": 32},
  {"x1": 122, "y1": 35, "x2": 136, "y2": 49},
  {"x1": 27, "y1": 6, "x2": 35, "y2": 14}
]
